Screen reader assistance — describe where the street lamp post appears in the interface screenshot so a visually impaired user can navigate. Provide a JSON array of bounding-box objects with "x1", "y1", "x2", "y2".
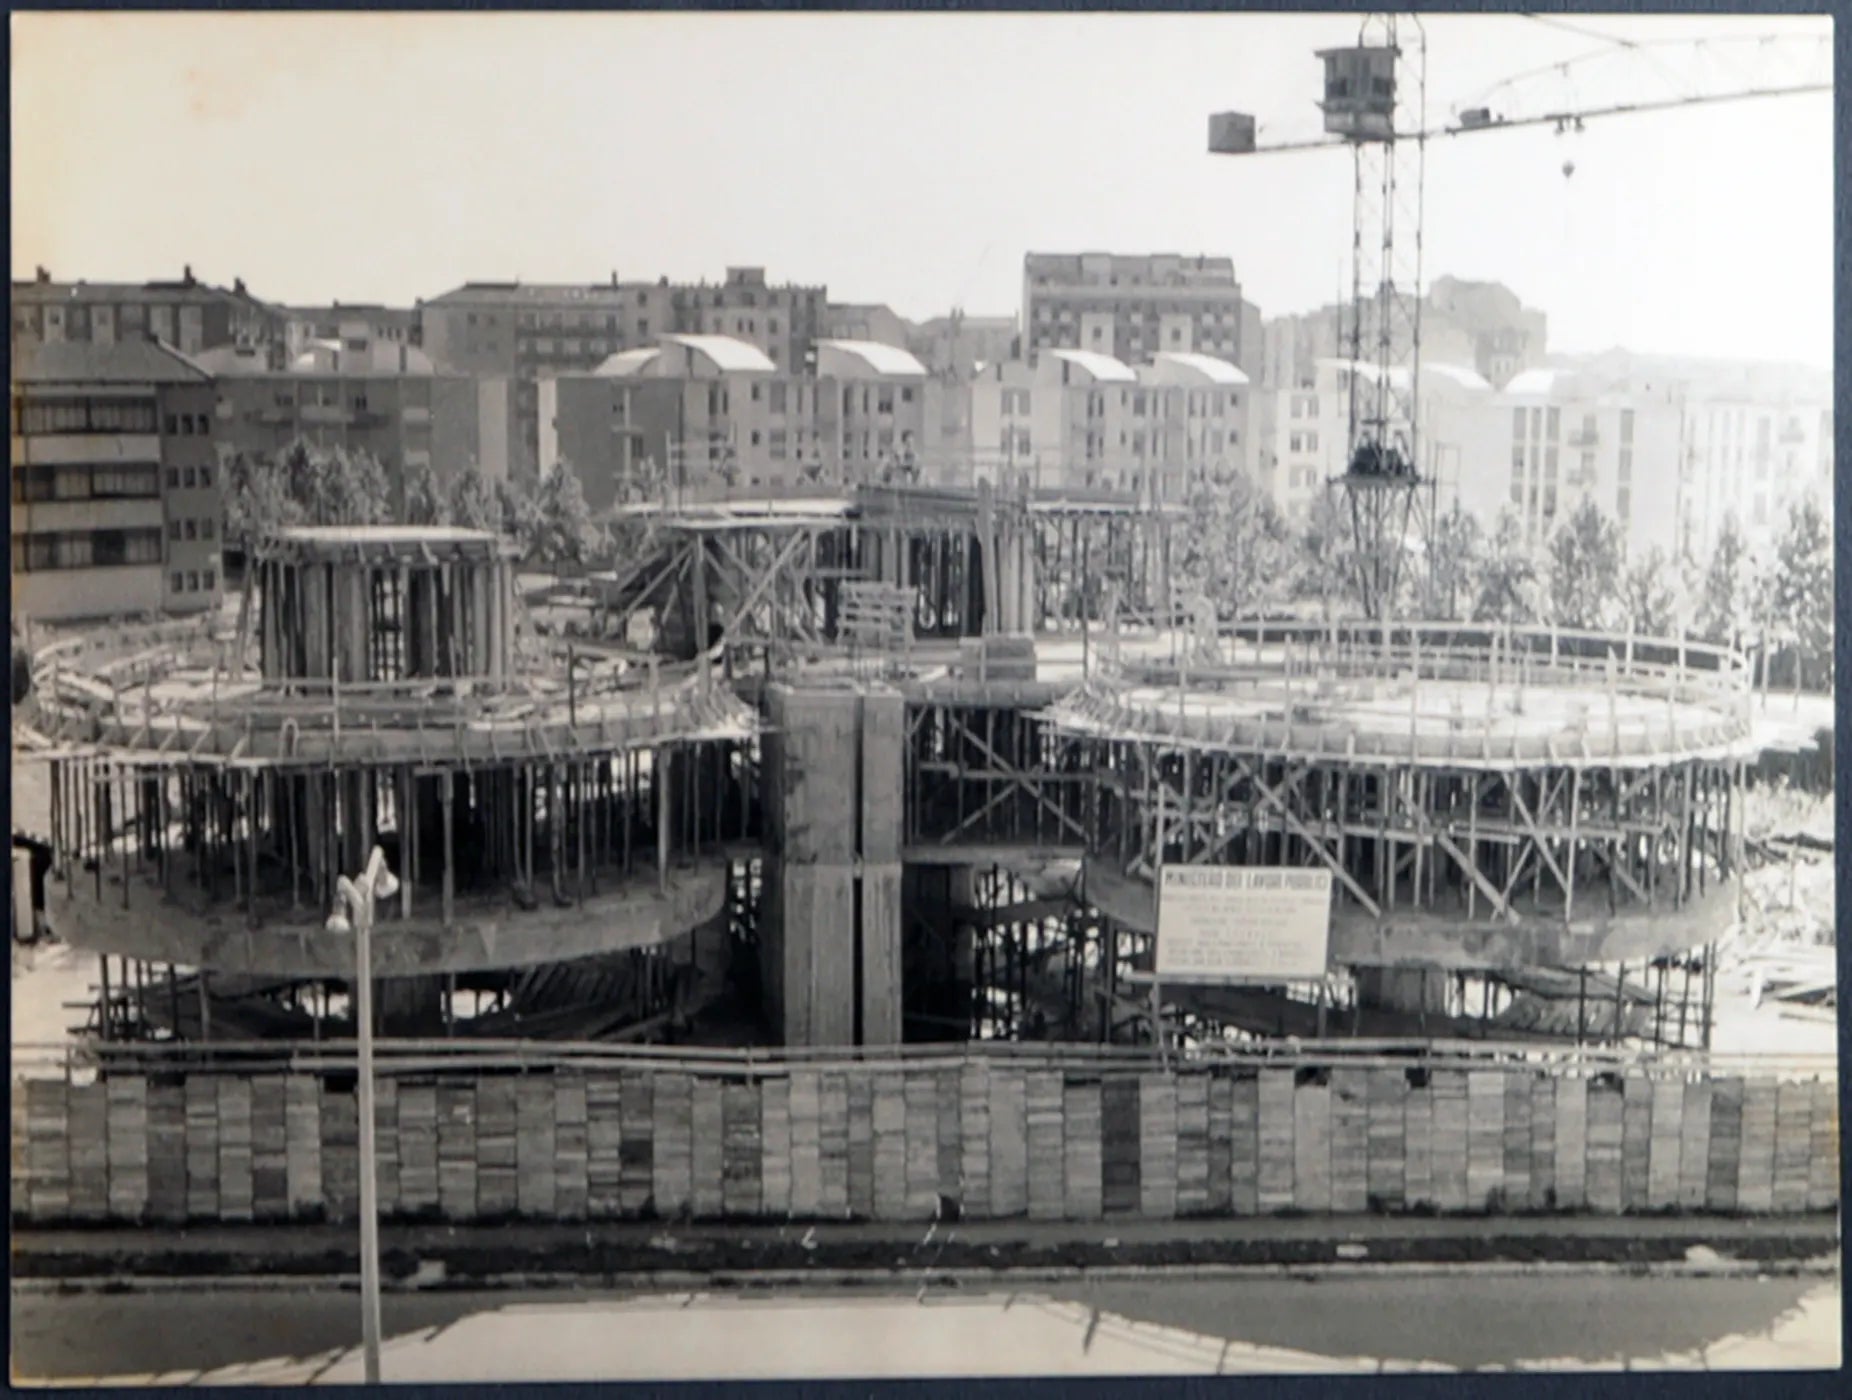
[{"x1": 326, "y1": 845, "x2": 398, "y2": 1385}]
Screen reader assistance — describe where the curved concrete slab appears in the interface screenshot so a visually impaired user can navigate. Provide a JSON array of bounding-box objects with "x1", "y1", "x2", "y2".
[{"x1": 45, "y1": 860, "x2": 729, "y2": 978}]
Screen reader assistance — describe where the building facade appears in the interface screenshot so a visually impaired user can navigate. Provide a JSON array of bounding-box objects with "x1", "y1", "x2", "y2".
[
  {"x1": 909, "y1": 312, "x2": 1019, "y2": 379},
  {"x1": 821, "y1": 303, "x2": 913, "y2": 349},
  {"x1": 284, "y1": 304, "x2": 423, "y2": 362},
  {"x1": 1021, "y1": 253, "x2": 1263, "y2": 377},
  {"x1": 11, "y1": 267, "x2": 288, "y2": 369},
  {"x1": 11, "y1": 340, "x2": 222, "y2": 623}
]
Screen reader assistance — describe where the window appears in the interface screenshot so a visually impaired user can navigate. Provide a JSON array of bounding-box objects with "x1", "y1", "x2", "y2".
[
  {"x1": 750, "y1": 430, "x2": 761, "y2": 447},
  {"x1": 1529, "y1": 407, "x2": 1542, "y2": 439},
  {"x1": 770, "y1": 429, "x2": 788, "y2": 459},
  {"x1": 199, "y1": 465, "x2": 212, "y2": 489},
  {"x1": 186, "y1": 571, "x2": 199, "y2": 593},
  {"x1": 203, "y1": 517, "x2": 215, "y2": 541},
  {"x1": 184, "y1": 519, "x2": 198, "y2": 541},
  {"x1": 1511, "y1": 447, "x2": 1525, "y2": 477},
  {"x1": 164, "y1": 415, "x2": 178, "y2": 435},
  {"x1": 169, "y1": 521, "x2": 184, "y2": 542},
  {"x1": 877, "y1": 389, "x2": 894, "y2": 415},
  {"x1": 183, "y1": 467, "x2": 196, "y2": 489},
  {"x1": 172, "y1": 572, "x2": 185, "y2": 594},
  {"x1": 770, "y1": 382, "x2": 787, "y2": 414},
  {"x1": 1617, "y1": 489, "x2": 1631, "y2": 519},
  {"x1": 1546, "y1": 407, "x2": 1560, "y2": 439},
  {"x1": 1620, "y1": 409, "x2": 1635, "y2": 445},
  {"x1": 166, "y1": 467, "x2": 180, "y2": 489},
  {"x1": 901, "y1": 386, "x2": 914, "y2": 404},
  {"x1": 1544, "y1": 448, "x2": 1558, "y2": 480},
  {"x1": 1512, "y1": 407, "x2": 1526, "y2": 439},
  {"x1": 18, "y1": 396, "x2": 158, "y2": 435}
]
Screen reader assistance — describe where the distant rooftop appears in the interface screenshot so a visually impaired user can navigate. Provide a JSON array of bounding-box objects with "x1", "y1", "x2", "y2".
[
  {"x1": 592, "y1": 347, "x2": 664, "y2": 378},
  {"x1": 817, "y1": 339, "x2": 928, "y2": 378},
  {"x1": 1145, "y1": 351, "x2": 1250, "y2": 386},
  {"x1": 12, "y1": 338, "x2": 210, "y2": 385},
  {"x1": 1045, "y1": 348, "x2": 1137, "y2": 384},
  {"x1": 662, "y1": 334, "x2": 777, "y2": 373}
]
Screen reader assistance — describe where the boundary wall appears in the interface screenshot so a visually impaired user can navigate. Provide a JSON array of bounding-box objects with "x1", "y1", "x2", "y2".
[{"x1": 12, "y1": 1049, "x2": 1837, "y2": 1225}]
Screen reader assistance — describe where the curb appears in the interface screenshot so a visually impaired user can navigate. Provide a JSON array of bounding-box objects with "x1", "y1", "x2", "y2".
[{"x1": 12, "y1": 1255, "x2": 1840, "y2": 1295}]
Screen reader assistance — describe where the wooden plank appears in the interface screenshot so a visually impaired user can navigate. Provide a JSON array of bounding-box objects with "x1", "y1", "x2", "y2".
[
  {"x1": 818, "y1": 1072, "x2": 850, "y2": 1218},
  {"x1": 721, "y1": 1080, "x2": 762, "y2": 1218},
  {"x1": 1289, "y1": 1073, "x2": 1330, "y2": 1215},
  {"x1": 68, "y1": 1081, "x2": 109, "y2": 1221},
  {"x1": 1364, "y1": 1068, "x2": 1406, "y2": 1212},
  {"x1": 860, "y1": 865, "x2": 905, "y2": 1048},
  {"x1": 583, "y1": 1074, "x2": 623, "y2": 1219},
  {"x1": 1100, "y1": 1075, "x2": 1141, "y2": 1217},
  {"x1": 1175, "y1": 1073, "x2": 1210, "y2": 1217},
  {"x1": 105, "y1": 1076, "x2": 150, "y2": 1223},
  {"x1": 145, "y1": 1082, "x2": 187, "y2": 1224},
  {"x1": 1676, "y1": 1078, "x2": 1713, "y2": 1211},
  {"x1": 371, "y1": 1076, "x2": 400, "y2": 1222},
  {"x1": 1499, "y1": 1072, "x2": 1531, "y2": 1210},
  {"x1": 903, "y1": 1071, "x2": 940, "y2": 1219},
  {"x1": 1703, "y1": 1076, "x2": 1743, "y2": 1212},
  {"x1": 1646, "y1": 1075, "x2": 1684, "y2": 1211},
  {"x1": 1328, "y1": 1068, "x2": 1369, "y2": 1215},
  {"x1": 436, "y1": 1080, "x2": 478, "y2": 1221},
  {"x1": 1770, "y1": 1080, "x2": 1812, "y2": 1214},
  {"x1": 617, "y1": 1071, "x2": 653, "y2": 1217},
  {"x1": 317, "y1": 1083, "x2": 356, "y2": 1224},
  {"x1": 1464, "y1": 1070, "x2": 1504, "y2": 1211},
  {"x1": 760, "y1": 1076, "x2": 792, "y2": 1218},
  {"x1": 1552, "y1": 1076, "x2": 1588, "y2": 1211},
  {"x1": 1025, "y1": 1069, "x2": 1065, "y2": 1221},
  {"x1": 1206, "y1": 1074, "x2": 1233, "y2": 1215},
  {"x1": 247, "y1": 1075, "x2": 288, "y2": 1222},
  {"x1": 1255, "y1": 1069, "x2": 1294, "y2": 1214},
  {"x1": 554, "y1": 1076, "x2": 590, "y2": 1222},
  {"x1": 1619, "y1": 1075, "x2": 1652, "y2": 1212},
  {"x1": 515, "y1": 1076, "x2": 559, "y2": 1218},
  {"x1": 396, "y1": 1082, "x2": 439, "y2": 1217},
  {"x1": 26, "y1": 1079, "x2": 71, "y2": 1221},
  {"x1": 185, "y1": 1078, "x2": 221, "y2": 1222},
  {"x1": 475, "y1": 1077, "x2": 518, "y2": 1218},
  {"x1": 284, "y1": 1076, "x2": 322, "y2": 1220},
  {"x1": 1402, "y1": 1073, "x2": 1434, "y2": 1212},
  {"x1": 1429, "y1": 1070, "x2": 1470, "y2": 1213},
  {"x1": 1062, "y1": 1077, "x2": 1103, "y2": 1221},
  {"x1": 1139, "y1": 1073, "x2": 1179, "y2": 1220},
  {"x1": 1735, "y1": 1078, "x2": 1778, "y2": 1214},
  {"x1": 850, "y1": 1072, "x2": 881, "y2": 1219},
  {"x1": 1527, "y1": 1075, "x2": 1556, "y2": 1212},
  {"x1": 218, "y1": 1078, "x2": 255, "y2": 1223},
  {"x1": 934, "y1": 1068, "x2": 961, "y2": 1207},
  {"x1": 988, "y1": 1066, "x2": 1028, "y2": 1218},
  {"x1": 651, "y1": 1072, "x2": 693, "y2": 1218},
  {"x1": 1583, "y1": 1076, "x2": 1624, "y2": 1214},
  {"x1": 1804, "y1": 1077, "x2": 1838, "y2": 1212},
  {"x1": 958, "y1": 1061, "x2": 990, "y2": 1219},
  {"x1": 787, "y1": 1070, "x2": 823, "y2": 1218},
  {"x1": 690, "y1": 1077, "x2": 725, "y2": 1219}
]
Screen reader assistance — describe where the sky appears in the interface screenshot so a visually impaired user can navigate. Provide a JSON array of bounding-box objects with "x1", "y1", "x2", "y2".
[{"x1": 9, "y1": 9, "x2": 1836, "y2": 367}]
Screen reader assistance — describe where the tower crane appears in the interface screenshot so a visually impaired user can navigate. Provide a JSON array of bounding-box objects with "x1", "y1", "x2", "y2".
[{"x1": 1208, "y1": 18, "x2": 1830, "y2": 621}]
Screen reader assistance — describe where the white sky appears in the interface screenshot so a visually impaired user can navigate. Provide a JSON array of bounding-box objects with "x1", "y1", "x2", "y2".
[{"x1": 9, "y1": 10, "x2": 1835, "y2": 366}]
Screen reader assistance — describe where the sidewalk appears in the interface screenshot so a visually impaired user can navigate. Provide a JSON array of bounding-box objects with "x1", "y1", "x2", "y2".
[{"x1": 14, "y1": 1212, "x2": 1839, "y2": 1284}]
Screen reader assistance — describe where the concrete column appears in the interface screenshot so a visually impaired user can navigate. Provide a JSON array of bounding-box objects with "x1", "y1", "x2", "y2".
[{"x1": 858, "y1": 688, "x2": 905, "y2": 1045}]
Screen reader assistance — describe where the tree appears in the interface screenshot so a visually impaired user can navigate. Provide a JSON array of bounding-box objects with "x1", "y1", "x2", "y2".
[
  {"x1": 1694, "y1": 514, "x2": 1753, "y2": 648},
  {"x1": 1290, "y1": 489, "x2": 1363, "y2": 618},
  {"x1": 1545, "y1": 498, "x2": 1624, "y2": 630},
  {"x1": 220, "y1": 439, "x2": 390, "y2": 548},
  {"x1": 528, "y1": 464, "x2": 596, "y2": 569},
  {"x1": 1768, "y1": 494, "x2": 1833, "y2": 690},
  {"x1": 403, "y1": 456, "x2": 449, "y2": 526},
  {"x1": 1472, "y1": 508, "x2": 1541, "y2": 624},
  {"x1": 1173, "y1": 467, "x2": 1291, "y2": 621},
  {"x1": 1420, "y1": 501, "x2": 1483, "y2": 621},
  {"x1": 1620, "y1": 546, "x2": 1680, "y2": 638},
  {"x1": 447, "y1": 461, "x2": 500, "y2": 532},
  {"x1": 495, "y1": 475, "x2": 541, "y2": 557}
]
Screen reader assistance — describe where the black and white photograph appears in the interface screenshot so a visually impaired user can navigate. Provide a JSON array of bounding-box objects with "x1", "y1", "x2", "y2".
[{"x1": 7, "y1": 5, "x2": 1839, "y2": 1382}]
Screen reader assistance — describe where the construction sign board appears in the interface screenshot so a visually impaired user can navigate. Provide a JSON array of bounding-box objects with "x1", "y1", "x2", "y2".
[{"x1": 1155, "y1": 865, "x2": 1333, "y2": 982}]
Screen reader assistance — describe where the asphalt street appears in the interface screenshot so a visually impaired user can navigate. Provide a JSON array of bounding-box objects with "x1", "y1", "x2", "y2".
[{"x1": 11, "y1": 1273, "x2": 1840, "y2": 1380}]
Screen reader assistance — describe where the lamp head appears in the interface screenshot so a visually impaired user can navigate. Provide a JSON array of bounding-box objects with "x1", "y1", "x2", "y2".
[{"x1": 325, "y1": 909, "x2": 353, "y2": 936}]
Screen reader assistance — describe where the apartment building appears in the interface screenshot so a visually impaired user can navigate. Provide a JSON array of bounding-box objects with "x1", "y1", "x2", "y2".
[
  {"x1": 1671, "y1": 376, "x2": 1833, "y2": 556},
  {"x1": 1021, "y1": 253, "x2": 1263, "y2": 378},
  {"x1": 908, "y1": 312, "x2": 1018, "y2": 379},
  {"x1": 11, "y1": 266, "x2": 288, "y2": 369},
  {"x1": 284, "y1": 303, "x2": 423, "y2": 362},
  {"x1": 821, "y1": 303, "x2": 912, "y2": 349},
  {"x1": 199, "y1": 334, "x2": 517, "y2": 512},
  {"x1": 422, "y1": 268, "x2": 825, "y2": 479},
  {"x1": 1261, "y1": 276, "x2": 1546, "y2": 395},
  {"x1": 11, "y1": 340, "x2": 221, "y2": 623},
  {"x1": 968, "y1": 348, "x2": 1250, "y2": 498}
]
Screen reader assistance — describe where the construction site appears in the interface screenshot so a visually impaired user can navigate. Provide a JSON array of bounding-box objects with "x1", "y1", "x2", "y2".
[{"x1": 8, "y1": 16, "x2": 1835, "y2": 1231}]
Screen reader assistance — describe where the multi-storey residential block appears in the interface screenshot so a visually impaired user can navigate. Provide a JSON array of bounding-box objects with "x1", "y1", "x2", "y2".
[
  {"x1": 908, "y1": 312, "x2": 1018, "y2": 379},
  {"x1": 422, "y1": 269, "x2": 825, "y2": 479},
  {"x1": 11, "y1": 266, "x2": 287, "y2": 369},
  {"x1": 11, "y1": 340, "x2": 221, "y2": 622},
  {"x1": 546, "y1": 335, "x2": 943, "y2": 510},
  {"x1": 284, "y1": 303, "x2": 422, "y2": 362},
  {"x1": 198, "y1": 334, "x2": 517, "y2": 515},
  {"x1": 821, "y1": 303, "x2": 912, "y2": 349},
  {"x1": 969, "y1": 348, "x2": 1251, "y2": 498},
  {"x1": 1021, "y1": 253, "x2": 1263, "y2": 378}
]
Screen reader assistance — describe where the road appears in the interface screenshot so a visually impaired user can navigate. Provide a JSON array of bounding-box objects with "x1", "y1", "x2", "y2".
[{"x1": 11, "y1": 1274, "x2": 1839, "y2": 1381}]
